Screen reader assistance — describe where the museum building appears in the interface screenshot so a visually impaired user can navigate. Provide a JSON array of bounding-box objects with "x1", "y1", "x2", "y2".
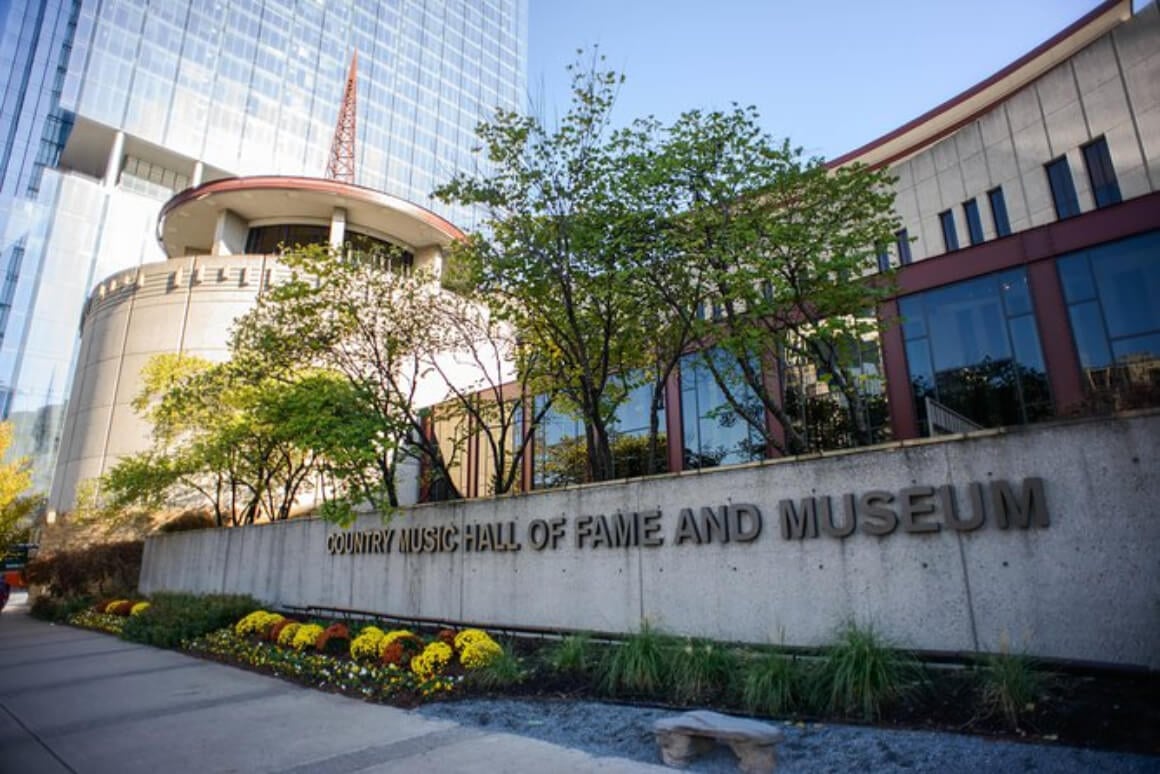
[{"x1": 48, "y1": 0, "x2": 1160, "y2": 512}]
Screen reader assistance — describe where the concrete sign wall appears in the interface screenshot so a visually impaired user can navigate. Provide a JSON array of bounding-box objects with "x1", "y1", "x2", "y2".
[{"x1": 140, "y1": 412, "x2": 1160, "y2": 669}]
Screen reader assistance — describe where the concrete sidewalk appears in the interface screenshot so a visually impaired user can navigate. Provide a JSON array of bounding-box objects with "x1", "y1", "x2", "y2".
[{"x1": 0, "y1": 597, "x2": 666, "y2": 773}]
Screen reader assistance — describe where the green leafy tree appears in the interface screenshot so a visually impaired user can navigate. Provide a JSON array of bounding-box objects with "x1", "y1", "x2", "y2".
[
  {"x1": 646, "y1": 106, "x2": 900, "y2": 454},
  {"x1": 0, "y1": 421, "x2": 37, "y2": 552},
  {"x1": 232, "y1": 244, "x2": 463, "y2": 506},
  {"x1": 104, "y1": 355, "x2": 337, "y2": 525},
  {"x1": 436, "y1": 56, "x2": 651, "y2": 482}
]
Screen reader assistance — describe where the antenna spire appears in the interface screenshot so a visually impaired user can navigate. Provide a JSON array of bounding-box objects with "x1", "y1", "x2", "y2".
[{"x1": 326, "y1": 50, "x2": 358, "y2": 183}]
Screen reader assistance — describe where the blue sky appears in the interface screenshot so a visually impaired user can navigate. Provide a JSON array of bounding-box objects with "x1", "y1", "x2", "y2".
[{"x1": 527, "y1": 0, "x2": 1110, "y2": 160}]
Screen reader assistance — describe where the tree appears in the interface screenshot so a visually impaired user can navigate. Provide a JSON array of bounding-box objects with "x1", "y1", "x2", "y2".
[
  {"x1": 0, "y1": 422, "x2": 36, "y2": 552},
  {"x1": 104, "y1": 355, "x2": 339, "y2": 525},
  {"x1": 644, "y1": 106, "x2": 900, "y2": 454},
  {"x1": 436, "y1": 57, "x2": 651, "y2": 483}
]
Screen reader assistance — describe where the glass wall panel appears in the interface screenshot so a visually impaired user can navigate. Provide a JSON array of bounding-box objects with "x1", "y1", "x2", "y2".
[
  {"x1": 900, "y1": 268, "x2": 1051, "y2": 432},
  {"x1": 679, "y1": 349, "x2": 764, "y2": 469},
  {"x1": 1057, "y1": 230, "x2": 1160, "y2": 405}
]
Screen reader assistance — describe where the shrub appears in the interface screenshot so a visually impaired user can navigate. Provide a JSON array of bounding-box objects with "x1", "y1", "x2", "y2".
[
  {"x1": 460, "y1": 636, "x2": 503, "y2": 670},
  {"x1": 381, "y1": 634, "x2": 423, "y2": 667},
  {"x1": 437, "y1": 628, "x2": 457, "y2": 648},
  {"x1": 598, "y1": 622, "x2": 672, "y2": 697},
  {"x1": 156, "y1": 510, "x2": 217, "y2": 533},
  {"x1": 292, "y1": 624, "x2": 325, "y2": 651},
  {"x1": 411, "y1": 641, "x2": 453, "y2": 680},
  {"x1": 120, "y1": 593, "x2": 260, "y2": 649},
  {"x1": 979, "y1": 644, "x2": 1047, "y2": 730},
  {"x1": 30, "y1": 594, "x2": 92, "y2": 622},
  {"x1": 235, "y1": 610, "x2": 285, "y2": 638},
  {"x1": 350, "y1": 627, "x2": 385, "y2": 661},
  {"x1": 25, "y1": 541, "x2": 144, "y2": 599},
  {"x1": 277, "y1": 622, "x2": 303, "y2": 647},
  {"x1": 741, "y1": 651, "x2": 807, "y2": 716},
  {"x1": 816, "y1": 621, "x2": 919, "y2": 721},
  {"x1": 315, "y1": 623, "x2": 350, "y2": 655},
  {"x1": 669, "y1": 639, "x2": 739, "y2": 705}
]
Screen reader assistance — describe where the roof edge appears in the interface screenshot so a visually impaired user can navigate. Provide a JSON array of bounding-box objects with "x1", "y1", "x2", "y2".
[{"x1": 827, "y1": 0, "x2": 1132, "y2": 170}]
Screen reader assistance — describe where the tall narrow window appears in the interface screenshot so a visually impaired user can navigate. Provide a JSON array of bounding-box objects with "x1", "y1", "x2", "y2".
[
  {"x1": 876, "y1": 247, "x2": 890, "y2": 273},
  {"x1": 895, "y1": 228, "x2": 912, "y2": 265},
  {"x1": 1045, "y1": 156, "x2": 1080, "y2": 219},
  {"x1": 962, "y1": 199, "x2": 984, "y2": 245},
  {"x1": 1082, "y1": 136, "x2": 1121, "y2": 208},
  {"x1": 987, "y1": 187, "x2": 1011, "y2": 237},
  {"x1": 939, "y1": 210, "x2": 959, "y2": 252}
]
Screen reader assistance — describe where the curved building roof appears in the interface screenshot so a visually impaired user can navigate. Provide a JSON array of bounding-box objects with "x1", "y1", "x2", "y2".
[{"x1": 157, "y1": 175, "x2": 465, "y2": 259}]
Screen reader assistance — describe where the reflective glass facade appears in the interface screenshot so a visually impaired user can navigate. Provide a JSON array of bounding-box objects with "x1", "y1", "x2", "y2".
[
  {"x1": 900, "y1": 269, "x2": 1052, "y2": 431},
  {"x1": 1, "y1": 0, "x2": 528, "y2": 491},
  {"x1": 1058, "y1": 230, "x2": 1160, "y2": 401}
]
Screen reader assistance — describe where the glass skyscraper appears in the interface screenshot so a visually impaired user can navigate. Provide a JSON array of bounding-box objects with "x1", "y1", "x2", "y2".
[{"x1": 0, "y1": 0, "x2": 528, "y2": 492}]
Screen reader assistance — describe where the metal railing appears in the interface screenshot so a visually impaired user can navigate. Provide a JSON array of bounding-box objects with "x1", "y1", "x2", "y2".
[{"x1": 925, "y1": 396, "x2": 984, "y2": 436}]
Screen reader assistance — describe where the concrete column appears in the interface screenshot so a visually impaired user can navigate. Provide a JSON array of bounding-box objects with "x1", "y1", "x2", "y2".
[
  {"x1": 212, "y1": 209, "x2": 248, "y2": 256},
  {"x1": 330, "y1": 207, "x2": 347, "y2": 250},
  {"x1": 104, "y1": 130, "x2": 125, "y2": 189},
  {"x1": 191, "y1": 160, "x2": 204, "y2": 187}
]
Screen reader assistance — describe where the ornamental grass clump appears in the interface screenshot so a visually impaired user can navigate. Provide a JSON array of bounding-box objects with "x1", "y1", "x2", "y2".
[
  {"x1": 816, "y1": 621, "x2": 920, "y2": 721},
  {"x1": 669, "y1": 638, "x2": 739, "y2": 705},
  {"x1": 464, "y1": 646, "x2": 525, "y2": 690},
  {"x1": 598, "y1": 622, "x2": 673, "y2": 698},
  {"x1": 741, "y1": 651, "x2": 808, "y2": 716},
  {"x1": 979, "y1": 639, "x2": 1047, "y2": 731}
]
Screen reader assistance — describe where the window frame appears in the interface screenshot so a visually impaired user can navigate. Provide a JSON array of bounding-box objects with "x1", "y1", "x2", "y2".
[
  {"x1": 987, "y1": 187, "x2": 1012, "y2": 237},
  {"x1": 1045, "y1": 155, "x2": 1081, "y2": 220},
  {"x1": 939, "y1": 210, "x2": 959, "y2": 252},
  {"x1": 962, "y1": 199, "x2": 984, "y2": 246},
  {"x1": 1081, "y1": 136, "x2": 1122, "y2": 209}
]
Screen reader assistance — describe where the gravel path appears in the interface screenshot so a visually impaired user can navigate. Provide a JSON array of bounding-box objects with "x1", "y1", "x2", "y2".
[{"x1": 417, "y1": 697, "x2": 1160, "y2": 773}]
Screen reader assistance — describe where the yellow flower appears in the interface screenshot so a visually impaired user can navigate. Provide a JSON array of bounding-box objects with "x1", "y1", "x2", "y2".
[
  {"x1": 104, "y1": 599, "x2": 127, "y2": 614},
  {"x1": 461, "y1": 638, "x2": 503, "y2": 670},
  {"x1": 453, "y1": 628, "x2": 492, "y2": 651},
  {"x1": 235, "y1": 610, "x2": 285, "y2": 637},
  {"x1": 129, "y1": 602, "x2": 150, "y2": 616},
  {"x1": 350, "y1": 629, "x2": 385, "y2": 661},
  {"x1": 277, "y1": 622, "x2": 303, "y2": 647},
  {"x1": 292, "y1": 624, "x2": 325, "y2": 651},
  {"x1": 377, "y1": 629, "x2": 415, "y2": 659},
  {"x1": 410, "y1": 641, "x2": 453, "y2": 680}
]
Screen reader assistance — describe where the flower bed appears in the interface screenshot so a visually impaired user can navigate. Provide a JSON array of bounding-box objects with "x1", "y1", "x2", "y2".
[{"x1": 186, "y1": 611, "x2": 507, "y2": 702}]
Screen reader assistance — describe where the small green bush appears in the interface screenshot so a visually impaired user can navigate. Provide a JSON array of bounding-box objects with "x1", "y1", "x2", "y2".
[
  {"x1": 741, "y1": 651, "x2": 807, "y2": 716},
  {"x1": 157, "y1": 510, "x2": 217, "y2": 533},
  {"x1": 24, "y1": 541, "x2": 143, "y2": 599},
  {"x1": 669, "y1": 639, "x2": 738, "y2": 705},
  {"x1": 598, "y1": 622, "x2": 672, "y2": 697},
  {"x1": 120, "y1": 592, "x2": 260, "y2": 649},
  {"x1": 979, "y1": 647, "x2": 1046, "y2": 730},
  {"x1": 30, "y1": 594, "x2": 93, "y2": 623},
  {"x1": 816, "y1": 621, "x2": 919, "y2": 721}
]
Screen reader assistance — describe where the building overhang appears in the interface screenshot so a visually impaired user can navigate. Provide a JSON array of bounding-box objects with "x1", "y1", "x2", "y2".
[
  {"x1": 157, "y1": 176, "x2": 465, "y2": 257},
  {"x1": 828, "y1": 0, "x2": 1132, "y2": 170}
]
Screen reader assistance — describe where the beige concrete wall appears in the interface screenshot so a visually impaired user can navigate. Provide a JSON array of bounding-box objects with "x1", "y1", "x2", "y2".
[
  {"x1": 888, "y1": 3, "x2": 1159, "y2": 265},
  {"x1": 140, "y1": 411, "x2": 1160, "y2": 669},
  {"x1": 47, "y1": 255, "x2": 287, "y2": 513}
]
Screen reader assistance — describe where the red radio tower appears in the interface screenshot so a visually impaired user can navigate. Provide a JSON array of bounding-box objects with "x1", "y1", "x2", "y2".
[{"x1": 326, "y1": 51, "x2": 358, "y2": 183}]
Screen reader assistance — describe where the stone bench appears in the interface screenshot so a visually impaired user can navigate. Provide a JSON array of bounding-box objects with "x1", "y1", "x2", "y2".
[{"x1": 653, "y1": 710, "x2": 785, "y2": 773}]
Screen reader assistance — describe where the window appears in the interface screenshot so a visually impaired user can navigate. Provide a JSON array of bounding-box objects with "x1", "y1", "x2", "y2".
[
  {"x1": 876, "y1": 247, "x2": 891, "y2": 273},
  {"x1": 1045, "y1": 156, "x2": 1080, "y2": 219},
  {"x1": 679, "y1": 349, "x2": 765, "y2": 469},
  {"x1": 1057, "y1": 230, "x2": 1160, "y2": 400},
  {"x1": 939, "y1": 210, "x2": 959, "y2": 252},
  {"x1": 987, "y1": 187, "x2": 1011, "y2": 237},
  {"x1": 899, "y1": 268, "x2": 1052, "y2": 432},
  {"x1": 1082, "y1": 137, "x2": 1121, "y2": 208},
  {"x1": 962, "y1": 199, "x2": 984, "y2": 245},
  {"x1": 895, "y1": 228, "x2": 913, "y2": 265}
]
